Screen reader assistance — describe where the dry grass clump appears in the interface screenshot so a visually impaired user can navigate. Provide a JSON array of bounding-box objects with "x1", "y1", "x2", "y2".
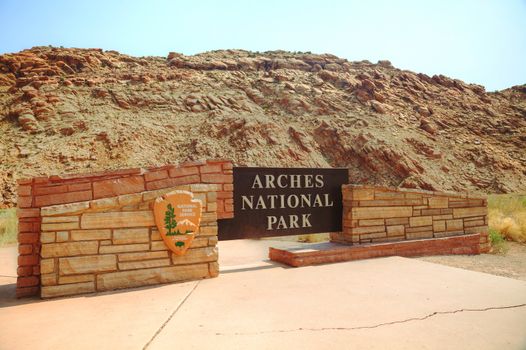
[
  {"x1": 297, "y1": 233, "x2": 330, "y2": 243},
  {"x1": 0, "y1": 208, "x2": 18, "y2": 246},
  {"x1": 488, "y1": 194, "x2": 526, "y2": 243}
]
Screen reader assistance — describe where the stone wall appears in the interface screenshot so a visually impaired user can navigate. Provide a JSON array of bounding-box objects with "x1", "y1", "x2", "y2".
[
  {"x1": 333, "y1": 185, "x2": 489, "y2": 252},
  {"x1": 16, "y1": 159, "x2": 232, "y2": 297},
  {"x1": 39, "y1": 184, "x2": 219, "y2": 298}
]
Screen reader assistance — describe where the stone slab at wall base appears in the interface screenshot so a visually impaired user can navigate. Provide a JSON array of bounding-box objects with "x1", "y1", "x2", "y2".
[{"x1": 269, "y1": 234, "x2": 483, "y2": 267}]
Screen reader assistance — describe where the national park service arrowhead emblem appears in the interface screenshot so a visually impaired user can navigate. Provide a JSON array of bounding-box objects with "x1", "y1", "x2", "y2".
[{"x1": 153, "y1": 190, "x2": 202, "y2": 255}]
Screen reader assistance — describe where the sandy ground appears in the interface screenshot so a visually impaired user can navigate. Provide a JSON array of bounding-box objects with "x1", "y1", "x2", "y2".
[{"x1": 418, "y1": 242, "x2": 526, "y2": 282}]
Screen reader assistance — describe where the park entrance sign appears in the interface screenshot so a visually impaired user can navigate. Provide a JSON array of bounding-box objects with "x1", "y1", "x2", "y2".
[
  {"x1": 218, "y1": 167, "x2": 349, "y2": 240},
  {"x1": 14, "y1": 159, "x2": 489, "y2": 299}
]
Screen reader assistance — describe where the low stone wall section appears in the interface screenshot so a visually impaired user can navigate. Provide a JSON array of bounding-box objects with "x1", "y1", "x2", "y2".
[
  {"x1": 39, "y1": 184, "x2": 219, "y2": 298},
  {"x1": 333, "y1": 185, "x2": 489, "y2": 252},
  {"x1": 16, "y1": 159, "x2": 232, "y2": 297}
]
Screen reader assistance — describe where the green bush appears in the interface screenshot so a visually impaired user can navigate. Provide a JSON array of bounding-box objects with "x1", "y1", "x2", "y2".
[{"x1": 488, "y1": 228, "x2": 508, "y2": 254}]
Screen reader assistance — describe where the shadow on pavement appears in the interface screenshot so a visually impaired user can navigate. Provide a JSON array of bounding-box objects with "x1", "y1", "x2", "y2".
[{"x1": 220, "y1": 260, "x2": 290, "y2": 274}]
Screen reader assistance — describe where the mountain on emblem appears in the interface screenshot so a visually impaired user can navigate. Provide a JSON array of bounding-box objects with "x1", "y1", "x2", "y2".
[{"x1": 153, "y1": 190, "x2": 202, "y2": 255}]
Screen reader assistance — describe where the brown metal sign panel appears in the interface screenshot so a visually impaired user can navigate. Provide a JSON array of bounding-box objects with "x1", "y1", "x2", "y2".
[{"x1": 218, "y1": 167, "x2": 349, "y2": 240}]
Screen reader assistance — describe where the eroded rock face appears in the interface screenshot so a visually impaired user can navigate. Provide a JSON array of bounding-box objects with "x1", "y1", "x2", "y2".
[{"x1": 0, "y1": 47, "x2": 525, "y2": 207}]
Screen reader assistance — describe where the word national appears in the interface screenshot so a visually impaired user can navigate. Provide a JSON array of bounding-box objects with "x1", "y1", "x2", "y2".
[{"x1": 241, "y1": 174, "x2": 335, "y2": 230}]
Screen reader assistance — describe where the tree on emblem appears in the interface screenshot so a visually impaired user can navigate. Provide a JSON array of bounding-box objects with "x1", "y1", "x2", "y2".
[
  {"x1": 164, "y1": 204, "x2": 178, "y2": 236},
  {"x1": 164, "y1": 203, "x2": 193, "y2": 248}
]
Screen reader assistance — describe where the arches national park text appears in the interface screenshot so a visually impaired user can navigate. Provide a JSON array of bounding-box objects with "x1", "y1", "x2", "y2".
[
  {"x1": 241, "y1": 174, "x2": 335, "y2": 230},
  {"x1": 218, "y1": 167, "x2": 349, "y2": 240}
]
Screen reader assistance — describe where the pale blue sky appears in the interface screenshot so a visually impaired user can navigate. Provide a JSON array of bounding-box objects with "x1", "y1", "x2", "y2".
[{"x1": 0, "y1": 0, "x2": 525, "y2": 91}]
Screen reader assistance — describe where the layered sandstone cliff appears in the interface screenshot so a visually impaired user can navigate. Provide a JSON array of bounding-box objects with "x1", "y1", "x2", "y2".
[{"x1": 0, "y1": 47, "x2": 525, "y2": 206}]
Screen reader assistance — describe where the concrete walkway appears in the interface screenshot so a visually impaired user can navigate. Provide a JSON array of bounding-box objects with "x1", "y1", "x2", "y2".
[{"x1": 1, "y1": 240, "x2": 525, "y2": 349}]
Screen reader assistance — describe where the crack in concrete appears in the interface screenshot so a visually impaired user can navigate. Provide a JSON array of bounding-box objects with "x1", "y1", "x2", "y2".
[
  {"x1": 214, "y1": 303, "x2": 526, "y2": 336},
  {"x1": 143, "y1": 281, "x2": 201, "y2": 349}
]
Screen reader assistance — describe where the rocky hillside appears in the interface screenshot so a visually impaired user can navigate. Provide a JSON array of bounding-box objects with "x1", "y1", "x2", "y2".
[{"x1": 1, "y1": 47, "x2": 525, "y2": 207}]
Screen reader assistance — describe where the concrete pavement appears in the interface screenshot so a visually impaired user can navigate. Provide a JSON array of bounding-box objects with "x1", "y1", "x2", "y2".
[{"x1": 1, "y1": 240, "x2": 525, "y2": 349}]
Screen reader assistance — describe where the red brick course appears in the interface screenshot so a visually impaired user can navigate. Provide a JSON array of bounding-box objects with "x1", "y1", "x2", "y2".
[
  {"x1": 17, "y1": 185, "x2": 32, "y2": 196},
  {"x1": 18, "y1": 244, "x2": 33, "y2": 255},
  {"x1": 15, "y1": 159, "x2": 234, "y2": 297},
  {"x1": 18, "y1": 254, "x2": 39, "y2": 266},
  {"x1": 201, "y1": 173, "x2": 233, "y2": 184},
  {"x1": 17, "y1": 276, "x2": 40, "y2": 288},
  {"x1": 217, "y1": 191, "x2": 233, "y2": 199},
  {"x1": 17, "y1": 196, "x2": 33, "y2": 208},
  {"x1": 17, "y1": 266, "x2": 33, "y2": 276},
  {"x1": 168, "y1": 166, "x2": 199, "y2": 178},
  {"x1": 93, "y1": 176, "x2": 144, "y2": 199},
  {"x1": 35, "y1": 190, "x2": 93, "y2": 207},
  {"x1": 68, "y1": 182, "x2": 92, "y2": 192},
  {"x1": 34, "y1": 184, "x2": 69, "y2": 196},
  {"x1": 16, "y1": 286, "x2": 39, "y2": 298},
  {"x1": 144, "y1": 169, "x2": 168, "y2": 182},
  {"x1": 18, "y1": 233, "x2": 39, "y2": 244},
  {"x1": 17, "y1": 208, "x2": 40, "y2": 218},
  {"x1": 146, "y1": 174, "x2": 201, "y2": 191}
]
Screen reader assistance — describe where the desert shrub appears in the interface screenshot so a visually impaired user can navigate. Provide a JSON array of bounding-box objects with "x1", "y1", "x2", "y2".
[
  {"x1": 488, "y1": 228, "x2": 508, "y2": 254},
  {"x1": 488, "y1": 194, "x2": 526, "y2": 243},
  {"x1": 297, "y1": 233, "x2": 330, "y2": 243}
]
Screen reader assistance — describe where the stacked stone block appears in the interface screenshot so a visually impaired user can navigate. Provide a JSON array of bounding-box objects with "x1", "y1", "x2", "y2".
[
  {"x1": 16, "y1": 159, "x2": 232, "y2": 298},
  {"x1": 335, "y1": 185, "x2": 489, "y2": 252},
  {"x1": 39, "y1": 184, "x2": 219, "y2": 298}
]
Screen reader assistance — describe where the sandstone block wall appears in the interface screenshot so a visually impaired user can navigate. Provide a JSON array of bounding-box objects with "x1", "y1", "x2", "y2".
[
  {"x1": 333, "y1": 185, "x2": 489, "y2": 252},
  {"x1": 39, "y1": 184, "x2": 219, "y2": 298},
  {"x1": 16, "y1": 159, "x2": 232, "y2": 297}
]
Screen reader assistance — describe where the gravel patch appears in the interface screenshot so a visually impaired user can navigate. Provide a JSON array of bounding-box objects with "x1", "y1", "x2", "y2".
[{"x1": 418, "y1": 242, "x2": 526, "y2": 281}]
